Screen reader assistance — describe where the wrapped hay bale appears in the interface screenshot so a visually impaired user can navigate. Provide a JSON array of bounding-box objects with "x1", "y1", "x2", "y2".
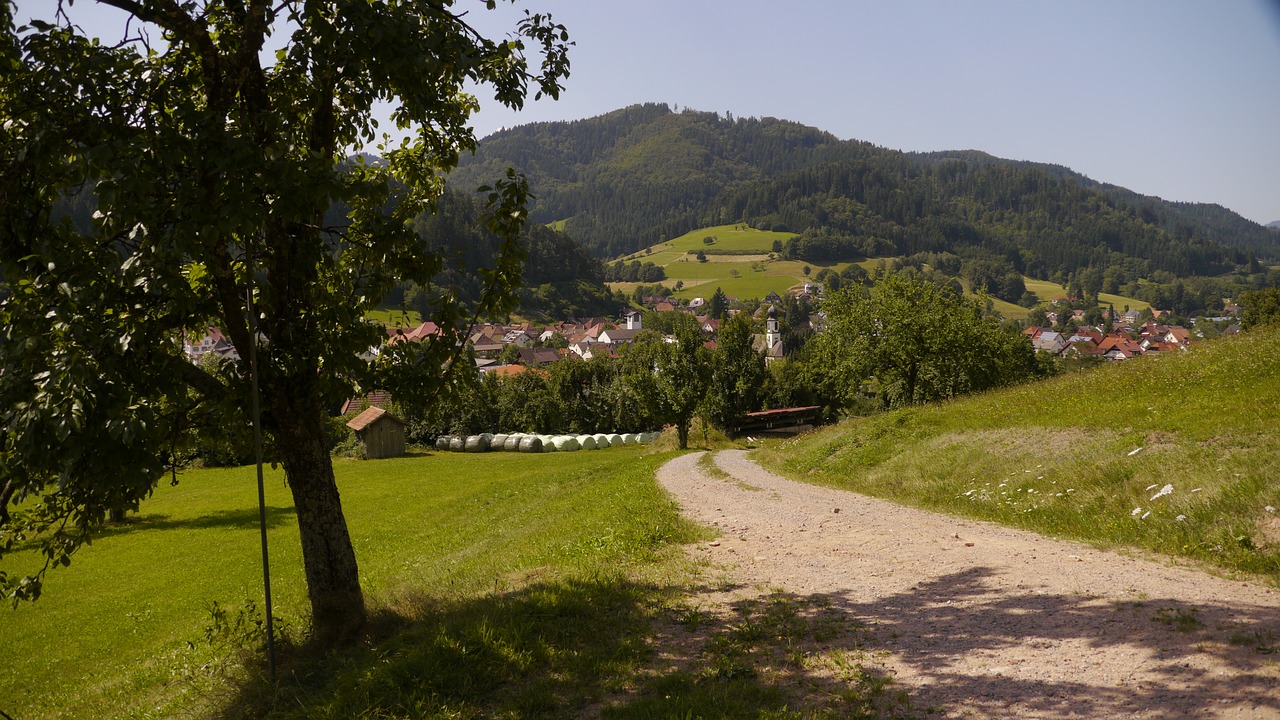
[
  {"x1": 606, "y1": 433, "x2": 623, "y2": 446},
  {"x1": 592, "y1": 433, "x2": 611, "y2": 447},
  {"x1": 434, "y1": 436, "x2": 450, "y2": 451},
  {"x1": 503, "y1": 435, "x2": 521, "y2": 452},
  {"x1": 464, "y1": 435, "x2": 489, "y2": 453},
  {"x1": 448, "y1": 437, "x2": 465, "y2": 452},
  {"x1": 576, "y1": 435, "x2": 597, "y2": 450},
  {"x1": 552, "y1": 436, "x2": 580, "y2": 452},
  {"x1": 491, "y1": 434, "x2": 509, "y2": 450},
  {"x1": 622, "y1": 433, "x2": 639, "y2": 445},
  {"x1": 518, "y1": 436, "x2": 543, "y2": 453}
]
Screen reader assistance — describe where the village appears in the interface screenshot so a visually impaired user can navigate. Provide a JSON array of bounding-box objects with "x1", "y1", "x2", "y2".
[{"x1": 182, "y1": 285, "x2": 1244, "y2": 385}]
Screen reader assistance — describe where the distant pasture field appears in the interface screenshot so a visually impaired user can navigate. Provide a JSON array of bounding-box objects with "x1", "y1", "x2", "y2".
[{"x1": 1023, "y1": 279, "x2": 1150, "y2": 313}]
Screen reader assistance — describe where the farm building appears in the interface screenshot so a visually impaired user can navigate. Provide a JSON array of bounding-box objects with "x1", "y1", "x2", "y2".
[{"x1": 345, "y1": 406, "x2": 407, "y2": 459}]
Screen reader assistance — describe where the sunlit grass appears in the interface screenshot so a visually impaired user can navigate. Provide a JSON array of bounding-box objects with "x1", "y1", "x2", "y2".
[
  {"x1": 755, "y1": 327, "x2": 1280, "y2": 583},
  {"x1": 0, "y1": 448, "x2": 703, "y2": 718}
]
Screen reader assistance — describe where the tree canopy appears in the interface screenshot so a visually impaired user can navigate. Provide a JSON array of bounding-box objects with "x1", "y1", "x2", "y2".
[
  {"x1": 817, "y1": 273, "x2": 1048, "y2": 408},
  {"x1": 0, "y1": 0, "x2": 569, "y2": 645}
]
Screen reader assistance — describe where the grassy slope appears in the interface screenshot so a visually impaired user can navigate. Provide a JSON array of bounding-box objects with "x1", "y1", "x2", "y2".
[
  {"x1": 0, "y1": 448, "x2": 702, "y2": 719},
  {"x1": 614, "y1": 225, "x2": 1152, "y2": 317},
  {"x1": 755, "y1": 327, "x2": 1280, "y2": 583},
  {"x1": 1023, "y1": 278, "x2": 1150, "y2": 313}
]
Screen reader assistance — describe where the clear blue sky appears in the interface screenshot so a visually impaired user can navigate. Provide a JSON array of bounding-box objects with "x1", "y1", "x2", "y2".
[{"x1": 14, "y1": 0, "x2": 1280, "y2": 224}]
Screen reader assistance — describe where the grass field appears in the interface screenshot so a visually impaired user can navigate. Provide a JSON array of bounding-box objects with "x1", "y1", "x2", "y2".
[
  {"x1": 1, "y1": 440, "x2": 920, "y2": 719},
  {"x1": 755, "y1": 326, "x2": 1280, "y2": 583},
  {"x1": 1022, "y1": 279, "x2": 1149, "y2": 314},
  {"x1": 0, "y1": 448, "x2": 706, "y2": 718}
]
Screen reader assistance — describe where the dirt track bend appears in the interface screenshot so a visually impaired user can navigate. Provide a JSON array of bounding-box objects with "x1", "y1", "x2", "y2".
[{"x1": 655, "y1": 450, "x2": 1280, "y2": 719}]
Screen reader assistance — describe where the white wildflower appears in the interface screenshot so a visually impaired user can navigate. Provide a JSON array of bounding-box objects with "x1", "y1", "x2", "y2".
[
  {"x1": 1266, "y1": 506, "x2": 1277, "y2": 514},
  {"x1": 1131, "y1": 507, "x2": 1143, "y2": 516},
  {"x1": 1175, "y1": 515, "x2": 1187, "y2": 522},
  {"x1": 1150, "y1": 484, "x2": 1174, "y2": 501},
  {"x1": 1141, "y1": 511, "x2": 1150, "y2": 520},
  {"x1": 1066, "y1": 488, "x2": 1075, "y2": 494},
  {"x1": 1128, "y1": 447, "x2": 1143, "y2": 456},
  {"x1": 963, "y1": 489, "x2": 977, "y2": 497},
  {"x1": 1191, "y1": 488, "x2": 1203, "y2": 493},
  {"x1": 1145, "y1": 484, "x2": 1159, "y2": 491},
  {"x1": 1037, "y1": 476, "x2": 1044, "y2": 480}
]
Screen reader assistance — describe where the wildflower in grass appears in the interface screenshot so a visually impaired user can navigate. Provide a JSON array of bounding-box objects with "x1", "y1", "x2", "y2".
[
  {"x1": 1065, "y1": 488, "x2": 1075, "y2": 493},
  {"x1": 1191, "y1": 488, "x2": 1203, "y2": 493},
  {"x1": 1176, "y1": 515, "x2": 1187, "y2": 522},
  {"x1": 1146, "y1": 484, "x2": 1159, "y2": 491},
  {"x1": 1128, "y1": 447, "x2": 1144, "y2": 456},
  {"x1": 1132, "y1": 507, "x2": 1143, "y2": 516},
  {"x1": 1150, "y1": 484, "x2": 1174, "y2": 501},
  {"x1": 1141, "y1": 511, "x2": 1150, "y2": 520},
  {"x1": 1266, "y1": 506, "x2": 1277, "y2": 514}
]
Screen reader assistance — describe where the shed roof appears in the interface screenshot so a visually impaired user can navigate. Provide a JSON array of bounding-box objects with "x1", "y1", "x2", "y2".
[{"x1": 346, "y1": 406, "x2": 406, "y2": 431}]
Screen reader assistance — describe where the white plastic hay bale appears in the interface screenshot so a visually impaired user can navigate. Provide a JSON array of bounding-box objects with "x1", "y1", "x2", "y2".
[
  {"x1": 464, "y1": 435, "x2": 489, "y2": 453},
  {"x1": 448, "y1": 436, "x2": 465, "y2": 452},
  {"x1": 622, "y1": 433, "x2": 639, "y2": 445},
  {"x1": 518, "y1": 436, "x2": 543, "y2": 453},
  {"x1": 637, "y1": 431, "x2": 655, "y2": 444},
  {"x1": 576, "y1": 435, "x2": 597, "y2": 450},
  {"x1": 552, "y1": 436, "x2": 580, "y2": 452},
  {"x1": 503, "y1": 436, "x2": 521, "y2": 452},
  {"x1": 606, "y1": 433, "x2": 623, "y2": 446},
  {"x1": 538, "y1": 435, "x2": 557, "y2": 452},
  {"x1": 491, "y1": 433, "x2": 509, "y2": 449},
  {"x1": 434, "y1": 436, "x2": 450, "y2": 451}
]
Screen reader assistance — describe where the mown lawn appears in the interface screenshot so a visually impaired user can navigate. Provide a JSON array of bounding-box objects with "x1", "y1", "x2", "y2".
[{"x1": 755, "y1": 326, "x2": 1280, "y2": 583}]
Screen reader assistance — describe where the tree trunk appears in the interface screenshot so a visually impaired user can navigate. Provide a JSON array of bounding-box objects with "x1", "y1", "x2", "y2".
[
  {"x1": 677, "y1": 422, "x2": 689, "y2": 450},
  {"x1": 272, "y1": 406, "x2": 366, "y2": 646}
]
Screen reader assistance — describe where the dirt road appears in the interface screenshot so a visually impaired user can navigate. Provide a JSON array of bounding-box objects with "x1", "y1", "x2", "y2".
[{"x1": 656, "y1": 450, "x2": 1280, "y2": 718}]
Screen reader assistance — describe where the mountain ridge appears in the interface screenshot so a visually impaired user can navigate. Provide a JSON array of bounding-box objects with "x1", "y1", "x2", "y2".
[{"x1": 451, "y1": 104, "x2": 1279, "y2": 283}]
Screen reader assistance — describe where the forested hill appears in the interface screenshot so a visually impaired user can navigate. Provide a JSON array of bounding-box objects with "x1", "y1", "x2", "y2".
[{"x1": 450, "y1": 104, "x2": 1280, "y2": 281}]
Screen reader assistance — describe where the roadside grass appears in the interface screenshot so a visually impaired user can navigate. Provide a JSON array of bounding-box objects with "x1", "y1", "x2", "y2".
[
  {"x1": 3, "y1": 440, "x2": 919, "y2": 719},
  {"x1": 754, "y1": 327, "x2": 1280, "y2": 584}
]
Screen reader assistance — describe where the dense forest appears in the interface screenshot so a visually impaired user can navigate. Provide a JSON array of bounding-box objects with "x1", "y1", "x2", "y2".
[{"x1": 450, "y1": 104, "x2": 1280, "y2": 285}]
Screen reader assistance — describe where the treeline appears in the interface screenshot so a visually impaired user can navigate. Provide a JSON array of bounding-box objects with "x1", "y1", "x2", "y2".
[{"x1": 603, "y1": 259, "x2": 666, "y2": 282}]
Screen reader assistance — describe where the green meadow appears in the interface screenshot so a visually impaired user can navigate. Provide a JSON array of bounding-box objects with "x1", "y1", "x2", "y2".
[
  {"x1": 1022, "y1": 278, "x2": 1150, "y2": 314},
  {"x1": 0, "y1": 449, "x2": 702, "y2": 718}
]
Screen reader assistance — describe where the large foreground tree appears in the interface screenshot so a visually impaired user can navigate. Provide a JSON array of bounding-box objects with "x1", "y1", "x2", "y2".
[{"x1": 0, "y1": 0, "x2": 568, "y2": 644}]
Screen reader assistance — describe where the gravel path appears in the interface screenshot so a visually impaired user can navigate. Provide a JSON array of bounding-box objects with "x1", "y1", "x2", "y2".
[{"x1": 656, "y1": 450, "x2": 1280, "y2": 719}]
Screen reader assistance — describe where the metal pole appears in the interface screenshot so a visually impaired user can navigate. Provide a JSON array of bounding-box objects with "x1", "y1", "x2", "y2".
[{"x1": 245, "y1": 281, "x2": 277, "y2": 682}]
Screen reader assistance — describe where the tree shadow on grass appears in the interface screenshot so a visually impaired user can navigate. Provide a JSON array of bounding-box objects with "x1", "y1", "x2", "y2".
[
  {"x1": 96, "y1": 505, "x2": 297, "y2": 537},
  {"x1": 206, "y1": 576, "x2": 917, "y2": 720},
  {"x1": 202, "y1": 567, "x2": 1280, "y2": 719}
]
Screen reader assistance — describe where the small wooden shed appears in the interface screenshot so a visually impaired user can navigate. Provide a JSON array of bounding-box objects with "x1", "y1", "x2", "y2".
[{"x1": 346, "y1": 406, "x2": 407, "y2": 459}]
